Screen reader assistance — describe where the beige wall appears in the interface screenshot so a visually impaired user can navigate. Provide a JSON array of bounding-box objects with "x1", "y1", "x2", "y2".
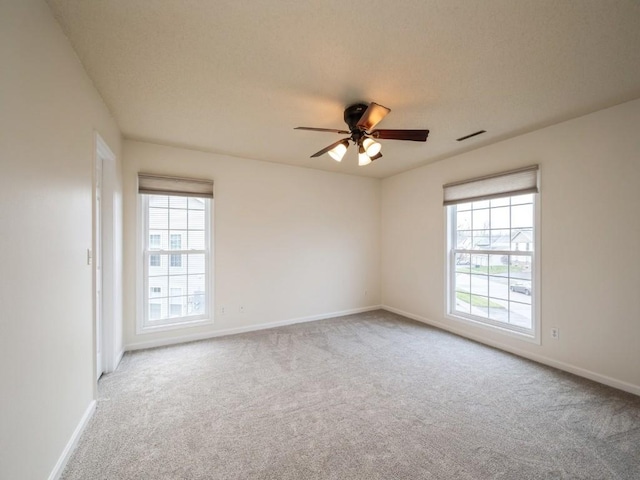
[
  {"x1": 123, "y1": 140, "x2": 381, "y2": 348},
  {"x1": 381, "y1": 98, "x2": 640, "y2": 393},
  {"x1": 0, "y1": 1, "x2": 122, "y2": 479},
  {"x1": 1, "y1": 2, "x2": 638, "y2": 477}
]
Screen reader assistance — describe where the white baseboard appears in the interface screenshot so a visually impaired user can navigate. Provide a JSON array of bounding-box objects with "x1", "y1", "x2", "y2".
[
  {"x1": 125, "y1": 305, "x2": 382, "y2": 351},
  {"x1": 113, "y1": 349, "x2": 124, "y2": 371},
  {"x1": 382, "y1": 305, "x2": 640, "y2": 397},
  {"x1": 48, "y1": 400, "x2": 96, "y2": 480}
]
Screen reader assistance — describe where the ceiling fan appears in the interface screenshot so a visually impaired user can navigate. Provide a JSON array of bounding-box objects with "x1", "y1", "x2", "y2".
[{"x1": 295, "y1": 102, "x2": 429, "y2": 166}]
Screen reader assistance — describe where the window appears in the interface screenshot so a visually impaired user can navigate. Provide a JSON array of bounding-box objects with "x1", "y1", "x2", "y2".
[
  {"x1": 169, "y1": 232, "x2": 183, "y2": 267},
  {"x1": 149, "y1": 254, "x2": 161, "y2": 267},
  {"x1": 149, "y1": 234, "x2": 161, "y2": 248},
  {"x1": 138, "y1": 173, "x2": 213, "y2": 331},
  {"x1": 444, "y1": 166, "x2": 539, "y2": 340},
  {"x1": 170, "y1": 253, "x2": 182, "y2": 267},
  {"x1": 169, "y1": 234, "x2": 181, "y2": 249}
]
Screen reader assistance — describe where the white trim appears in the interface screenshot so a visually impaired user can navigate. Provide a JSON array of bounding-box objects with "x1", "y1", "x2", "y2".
[
  {"x1": 114, "y1": 349, "x2": 125, "y2": 370},
  {"x1": 136, "y1": 191, "x2": 144, "y2": 334},
  {"x1": 139, "y1": 316, "x2": 214, "y2": 335},
  {"x1": 125, "y1": 305, "x2": 382, "y2": 351},
  {"x1": 382, "y1": 305, "x2": 640, "y2": 397},
  {"x1": 47, "y1": 400, "x2": 96, "y2": 480},
  {"x1": 94, "y1": 132, "x2": 122, "y2": 375},
  {"x1": 96, "y1": 134, "x2": 116, "y2": 162},
  {"x1": 453, "y1": 248, "x2": 533, "y2": 256},
  {"x1": 94, "y1": 151, "x2": 104, "y2": 378},
  {"x1": 444, "y1": 312, "x2": 539, "y2": 343},
  {"x1": 527, "y1": 173, "x2": 542, "y2": 342}
]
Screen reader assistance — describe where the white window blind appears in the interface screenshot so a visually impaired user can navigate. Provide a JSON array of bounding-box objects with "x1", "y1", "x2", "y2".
[
  {"x1": 138, "y1": 173, "x2": 214, "y2": 198},
  {"x1": 443, "y1": 165, "x2": 538, "y2": 206}
]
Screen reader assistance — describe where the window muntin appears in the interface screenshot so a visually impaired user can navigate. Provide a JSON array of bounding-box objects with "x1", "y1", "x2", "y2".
[
  {"x1": 449, "y1": 193, "x2": 536, "y2": 336},
  {"x1": 142, "y1": 194, "x2": 210, "y2": 329}
]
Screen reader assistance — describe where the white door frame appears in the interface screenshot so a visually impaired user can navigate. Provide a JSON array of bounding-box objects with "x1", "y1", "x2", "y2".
[
  {"x1": 95, "y1": 153, "x2": 104, "y2": 377},
  {"x1": 93, "y1": 133, "x2": 121, "y2": 379}
]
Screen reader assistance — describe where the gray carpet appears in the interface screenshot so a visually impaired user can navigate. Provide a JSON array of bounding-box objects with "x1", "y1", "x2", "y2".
[{"x1": 62, "y1": 310, "x2": 640, "y2": 479}]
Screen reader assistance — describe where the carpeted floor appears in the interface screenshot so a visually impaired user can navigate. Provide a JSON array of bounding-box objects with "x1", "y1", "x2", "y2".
[{"x1": 62, "y1": 310, "x2": 640, "y2": 479}]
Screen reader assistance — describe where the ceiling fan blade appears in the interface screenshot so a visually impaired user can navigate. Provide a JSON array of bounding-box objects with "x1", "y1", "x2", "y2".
[
  {"x1": 371, "y1": 129, "x2": 430, "y2": 142},
  {"x1": 310, "y1": 138, "x2": 349, "y2": 158},
  {"x1": 356, "y1": 102, "x2": 391, "y2": 131},
  {"x1": 295, "y1": 127, "x2": 350, "y2": 134}
]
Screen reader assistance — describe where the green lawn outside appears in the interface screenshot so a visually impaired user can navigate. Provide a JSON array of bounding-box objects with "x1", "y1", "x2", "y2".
[{"x1": 456, "y1": 291, "x2": 505, "y2": 309}]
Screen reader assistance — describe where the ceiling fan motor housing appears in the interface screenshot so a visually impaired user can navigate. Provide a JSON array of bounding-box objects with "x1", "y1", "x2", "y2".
[{"x1": 344, "y1": 103, "x2": 369, "y2": 131}]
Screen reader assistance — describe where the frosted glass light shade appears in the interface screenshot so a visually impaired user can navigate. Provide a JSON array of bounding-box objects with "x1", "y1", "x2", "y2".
[
  {"x1": 358, "y1": 151, "x2": 372, "y2": 166},
  {"x1": 362, "y1": 138, "x2": 382, "y2": 156},
  {"x1": 328, "y1": 142, "x2": 348, "y2": 162}
]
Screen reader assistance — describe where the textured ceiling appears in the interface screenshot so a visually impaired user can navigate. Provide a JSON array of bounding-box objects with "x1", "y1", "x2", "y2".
[{"x1": 47, "y1": 0, "x2": 640, "y2": 178}]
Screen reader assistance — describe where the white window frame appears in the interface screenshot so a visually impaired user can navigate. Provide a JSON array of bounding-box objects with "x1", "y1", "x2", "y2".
[
  {"x1": 137, "y1": 194, "x2": 213, "y2": 334},
  {"x1": 444, "y1": 168, "x2": 540, "y2": 344}
]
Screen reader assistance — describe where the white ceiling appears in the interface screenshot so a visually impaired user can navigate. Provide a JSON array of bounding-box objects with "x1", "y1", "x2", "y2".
[{"x1": 47, "y1": 0, "x2": 640, "y2": 178}]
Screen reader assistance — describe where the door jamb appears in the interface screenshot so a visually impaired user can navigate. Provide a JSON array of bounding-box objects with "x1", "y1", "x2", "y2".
[{"x1": 93, "y1": 133, "x2": 120, "y2": 381}]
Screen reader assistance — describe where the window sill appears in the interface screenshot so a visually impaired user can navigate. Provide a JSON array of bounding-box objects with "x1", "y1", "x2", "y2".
[
  {"x1": 445, "y1": 312, "x2": 540, "y2": 345},
  {"x1": 136, "y1": 316, "x2": 213, "y2": 335}
]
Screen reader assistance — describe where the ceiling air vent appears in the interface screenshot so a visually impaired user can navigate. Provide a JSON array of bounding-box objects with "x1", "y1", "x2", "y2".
[{"x1": 456, "y1": 130, "x2": 486, "y2": 142}]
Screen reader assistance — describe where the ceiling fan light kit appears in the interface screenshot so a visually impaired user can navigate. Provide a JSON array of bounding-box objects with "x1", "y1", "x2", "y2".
[
  {"x1": 358, "y1": 145, "x2": 372, "y2": 166},
  {"x1": 295, "y1": 102, "x2": 429, "y2": 166},
  {"x1": 368, "y1": 151, "x2": 383, "y2": 162},
  {"x1": 362, "y1": 137, "x2": 382, "y2": 156},
  {"x1": 328, "y1": 140, "x2": 349, "y2": 162}
]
